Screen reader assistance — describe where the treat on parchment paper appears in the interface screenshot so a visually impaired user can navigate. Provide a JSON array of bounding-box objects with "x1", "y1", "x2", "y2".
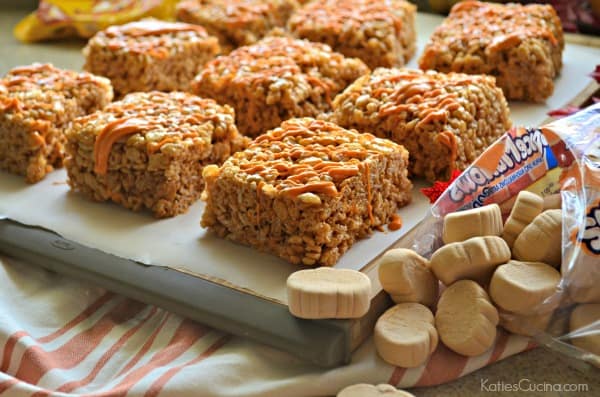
[
  {"x1": 201, "y1": 117, "x2": 412, "y2": 266},
  {"x1": 84, "y1": 19, "x2": 220, "y2": 98},
  {"x1": 65, "y1": 91, "x2": 247, "y2": 218},
  {"x1": 287, "y1": 0, "x2": 416, "y2": 69},
  {"x1": 192, "y1": 36, "x2": 369, "y2": 138},
  {"x1": 0, "y1": 63, "x2": 112, "y2": 183},
  {"x1": 419, "y1": 1, "x2": 564, "y2": 102},
  {"x1": 331, "y1": 68, "x2": 511, "y2": 182}
]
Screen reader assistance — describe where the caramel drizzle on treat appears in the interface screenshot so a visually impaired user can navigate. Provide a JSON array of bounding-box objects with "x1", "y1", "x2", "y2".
[
  {"x1": 376, "y1": 73, "x2": 463, "y2": 128},
  {"x1": 388, "y1": 213, "x2": 403, "y2": 231},
  {"x1": 0, "y1": 96, "x2": 20, "y2": 112},
  {"x1": 364, "y1": 161, "x2": 374, "y2": 223},
  {"x1": 290, "y1": 0, "x2": 404, "y2": 35},
  {"x1": 94, "y1": 118, "x2": 150, "y2": 175},
  {"x1": 1, "y1": 63, "x2": 100, "y2": 94},
  {"x1": 92, "y1": 95, "x2": 222, "y2": 175},
  {"x1": 437, "y1": 131, "x2": 458, "y2": 169},
  {"x1": 101, "y1": 20, "x2": 211, "y2": 58},
  {"x1": 238, "y1": 119, "x2": 393, "y2": 202},
  {"x1": 424, "y1": 1, "x2": 559, "y2": 58},
  {"x1": 105, "y1": 20, "x2": 208, "y2": 38},
  {"x1": 373, "y1": 70, "x2": 484, "y2": 130}
]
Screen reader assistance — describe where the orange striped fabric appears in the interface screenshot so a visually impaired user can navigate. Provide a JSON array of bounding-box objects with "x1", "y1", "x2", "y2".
[{"x1": 0, "y1": 254, "x2": 532, "y2": 396}]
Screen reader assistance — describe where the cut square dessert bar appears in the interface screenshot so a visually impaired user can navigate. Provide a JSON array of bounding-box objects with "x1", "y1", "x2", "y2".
[
  {"x1": 419, "y1": 1, "x2": 563, "y2": 102},
  {"x1": 0, "y1": 63, "x2": 113, "y2": 183},
  {"x1": 176, "y1": 0, "x2": 299, "y2": 53},
  {"x1": 201, "y1": 117, "x2": 412, "y2": 266},
  {"x1": 83, "y1": 19, "x2": 220, "y2": 98},
  {"x1": 287, "y1": 0, "x2": 416, "y2": 69},
  {"x1": 331, "y1": 68, "x2": 511, "y2": 182},
  {"x1": 192, "y1": 36, "x2": 369, "y2": 137},
  {"x1": 65, "y1": 91, "x2": 248, "y2": 218}
]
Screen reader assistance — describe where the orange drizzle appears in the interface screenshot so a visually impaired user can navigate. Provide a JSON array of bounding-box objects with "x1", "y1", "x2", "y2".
[
  {"x1": 1, "y1": 63, "x2": 101, "y2": 95},
  {"x1": 373, "y1": 70, "x2": 478, "y2": 128},
  {"x1": 237, "y1": 119, "x2": 396, "y2": 199},
  {"x1": 437, "y1": 131, "x2": 458, "y2": 161},
  {"x1": 105, "y1": 20, "x2": 208, "y2": 38},
  {"x1": 364, "y1": 162, "x2": 374, "y2": 224},
  {"x1": 388, "y1": 214, "x2": 403, "y2": 231},
  {"x1": 280, "y1": 181, "x2": 339, "y2": 197},
  {"x1": 4, "y1": 77, "x2": 30, "y2": 87},
  {"x1": 0, "y1": 96, "x2": 20, "y2": 111},
  {"x1": 148, "y1": 137, "x2": 178, "y2": 154},
  {"x1": 93, "y1": 118, "x2": 150, "y2": 175},
  {"x1": 306, "y1": 75, "x2": 332, "y2": 105},
  {"x1": 7, "y1": 63, "x2": 56, "y2": 75},
  {"x1": 289, "y1": 0, "x2": 406, "y2": 36},
  {"x1": 437, "y1": 130, "x2": 458, "y2": 174},
  {"x1": 100, "y1": 20, "x2": 213, "y2": 58}
]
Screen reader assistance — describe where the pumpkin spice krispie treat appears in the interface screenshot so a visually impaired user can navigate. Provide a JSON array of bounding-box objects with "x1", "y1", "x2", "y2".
[
  {"x1": 83, "y1": 19, "x2": 220, "y2": 98},
  {"x1": 176, "y1": 0, "x2": 299, "y2": 53},
  {"x1": 0, "y1": 63, "x2": 113, "y2": 183},
  {"x1": 419, "y1": 1, "x2": 564, "y2": 102},
  {"x1": 287, "y1": 0, "x2": 416, "y2": 69},
  {"x1": 192, "y1": 36, "x2": 369, "y2": 137},
  {"x1": 331, "y1": 68, "x2": 511, "y2": 181},
  {"x1": 201, "y1": 118, "x2": 412, "y2": 266},
  {"x1": 65, "y1": 91, "x2": 248, "y2": 218}
]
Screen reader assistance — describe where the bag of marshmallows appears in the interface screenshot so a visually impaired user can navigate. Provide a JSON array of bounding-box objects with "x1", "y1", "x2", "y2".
[{"x1": 395, "y1": 102, "x2": 600, "y2": 368}]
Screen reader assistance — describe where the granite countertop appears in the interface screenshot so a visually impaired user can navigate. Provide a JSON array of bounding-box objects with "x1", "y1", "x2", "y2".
[{"x1": 0, "y1": 7, "x2": 598, "y2": 397}]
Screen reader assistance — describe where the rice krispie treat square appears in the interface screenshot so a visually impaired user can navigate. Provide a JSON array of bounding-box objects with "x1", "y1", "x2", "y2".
[
  {"x1": 176, "y1": 0, "x2": 299, "y2": 53},
  {"x1": 192, "y1": 36, "x2": 369, "y2": 137},
  {"x1": 419, "y1": 1, "x2": 564, "y2": 102},
  {"x1": 287, "y1": 0, "x2": 416, "y2": 69},
  {"x1": 83, "y1": 19, "x2": 220, "y2": 98},
  {"x1": 201, "y1": 117, "x2": 412, "y2": 266},
  {"x1": 331, "y1": 68, "x2": 511, "y2": 182},
  {"x1": 0, "y1": 63, "x2": 113, "y2": 183},
  {"x1": 65, "y1": 91, "x2": 248, "y2": 218}
]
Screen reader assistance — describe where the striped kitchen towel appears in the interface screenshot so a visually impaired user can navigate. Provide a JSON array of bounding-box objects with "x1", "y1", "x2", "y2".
[{"x1": 0, "y1": 254, "x2": 532, "y2": 397}]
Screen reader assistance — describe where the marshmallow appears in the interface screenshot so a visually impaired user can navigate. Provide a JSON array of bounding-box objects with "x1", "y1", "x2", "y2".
[
  {"x1": 374, "y1": 303, "x2": 438, "y2": 368},
  {"x1": 502, "y1": 191, "x2": 544, "y2": 248},
  {"x1": 490, "y1": 260, "x2": 561, "y2": 315},
  {"x1": 499, "y1": 309, "x2": 554, "y2": 337},
  {"x1": 435, "y1": 280, "x2": 499, "y2": 356},
  {"x1": 287, "y1": 267, "x2": 371, "y2": 319},
  {"x1": 442, "y1": 204, "x2": 503, "y2": 244},
  {"x1": 377, "y1": 249, "x2": 439, "y2": 307},
  {"x1": 513, "y1": 209, "x2": 562, "y2": 267},
  {"x1": 567, "y1": 264, "x2": 600, "y2": 304},
  {"x1": 337, "y1": 384, "x2": 415, "y2": 397},
  {"x1": 570, "y1": 303, "x2": 600, "y2": 356},
  {"x1": 430, "y1": 236, "x2": 511, "y2": 285},
  {"x1": 542, "y1": 193, "x2": 562, "y2": 210}
]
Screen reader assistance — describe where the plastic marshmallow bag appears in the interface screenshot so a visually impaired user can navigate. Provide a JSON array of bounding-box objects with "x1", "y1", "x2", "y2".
[{"x1": 400, "y1": 102, "x2": 600, "y2": 367}]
